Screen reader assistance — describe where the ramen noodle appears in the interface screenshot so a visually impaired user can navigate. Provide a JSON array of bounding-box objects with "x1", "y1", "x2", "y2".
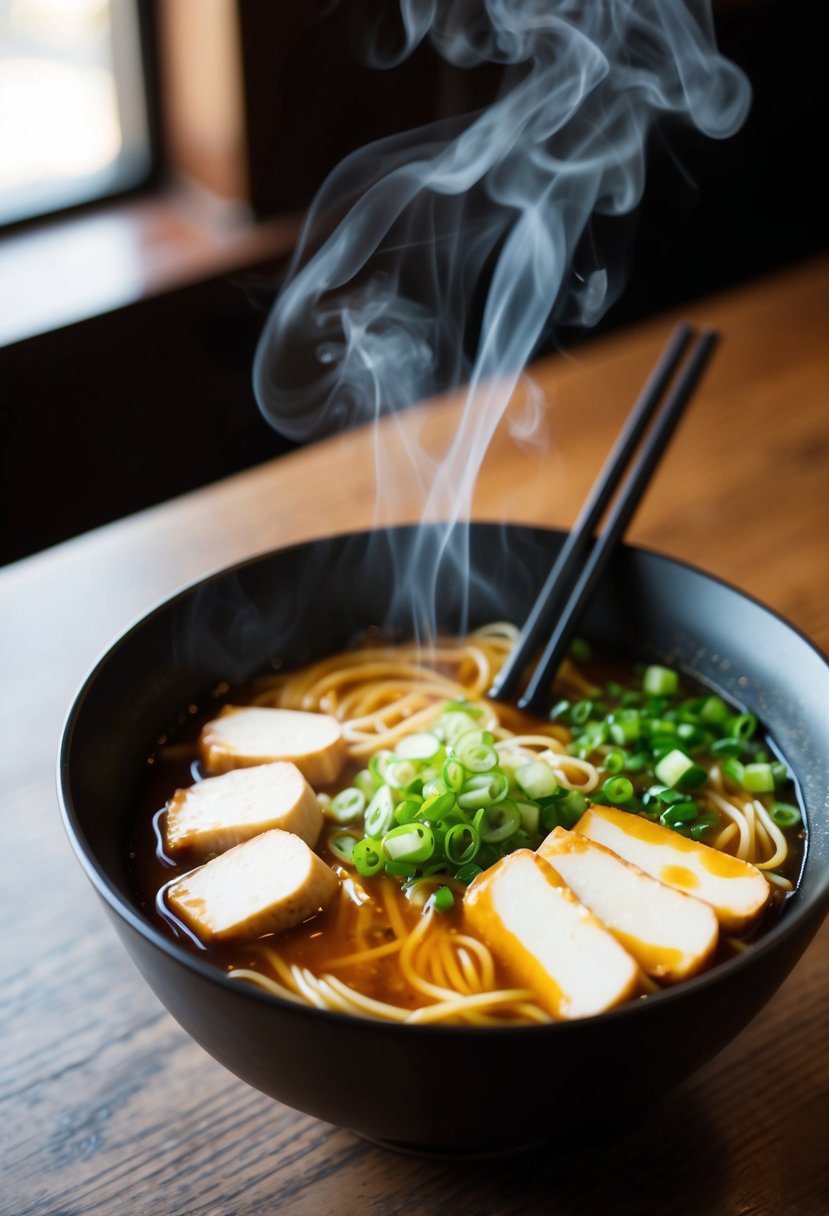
[{"x1": 133, "y1": 624, "x2": 804, "y2": 1025}]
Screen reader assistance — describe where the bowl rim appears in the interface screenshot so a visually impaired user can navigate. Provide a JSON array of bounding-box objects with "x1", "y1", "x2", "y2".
[{"x1": 57, "y1": 521, "x2": 829, "y2": 1037}]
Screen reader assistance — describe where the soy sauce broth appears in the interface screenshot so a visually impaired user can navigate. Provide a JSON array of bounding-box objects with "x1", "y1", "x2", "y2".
[{"x1": 128, "y1": 649, "x2": 807, "y2": 1016}]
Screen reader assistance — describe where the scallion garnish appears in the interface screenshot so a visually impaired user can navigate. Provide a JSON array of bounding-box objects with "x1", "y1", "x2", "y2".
[
  {"x1": 326, "y1": 787, "x2": 367, "y2": 823},
  {"x1": 516, "y1": 761, "x2": 558, "y2": 800},
  {"x1": 364, "y1": 786, "x2": 395, "y2": 838},
  {"x1": 654, "y1": 748, "x2": 708, "y2": 790},
  {"x1": 643, "y1": 665, "x2": 680, "y2": 696},
  {"x1": 426, "y1": 886, "x2": 455, "y2": 914},
  {"x1": 601, "y1": 775, "x2": 634, "y2": 804},
  {"x1": 742, "y1": 762, "x2": 775, "y2": 793},
  {"x1": 770, "y1": 802, "x2": 801, "y2": 828},
  {"x1": 353, "y1": 838, "x2": 385, "y2": 877},
  {"x1": 340, "y1": 667, "x2": 801, "y2": 894},
  {"x1": 382, "y1": 823, "x2": 435, "y2": 864}
]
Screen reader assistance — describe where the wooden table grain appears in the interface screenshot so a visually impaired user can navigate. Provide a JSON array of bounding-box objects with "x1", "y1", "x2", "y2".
[{"x1": 3, "y1": 254, "x2": 828, "y2": 1216}]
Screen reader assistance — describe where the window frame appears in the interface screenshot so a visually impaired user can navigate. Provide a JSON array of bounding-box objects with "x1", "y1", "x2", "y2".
[{"x1": 0, "y1": 0, "x2": 162, "y2": 235}]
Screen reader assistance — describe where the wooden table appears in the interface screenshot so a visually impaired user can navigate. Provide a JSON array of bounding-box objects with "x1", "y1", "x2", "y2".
[{"x1": 3, "y1": 254, "x2": 828, "y2": 1215}]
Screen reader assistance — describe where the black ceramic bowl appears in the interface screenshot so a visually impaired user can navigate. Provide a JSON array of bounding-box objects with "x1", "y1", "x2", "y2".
[{"x1": 59, "y1": 524, "x2": 829, "y2": 1154}]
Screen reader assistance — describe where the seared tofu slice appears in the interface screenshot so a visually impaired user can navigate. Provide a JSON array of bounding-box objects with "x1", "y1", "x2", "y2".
[
  {"x1": 166, "y1": 828, "x2": 339, "y2": 944},
  {"x1": 575, "y1": 805, "x2": 771, "y2": 933},
  {"x1": 200, "y1": 706, "x2": 347, "y2": 785},
  {"x1": 464, "y1": 849, "x2": 642, "y2": 1020},
  {"x1": 163, "y1": 761, "x2": 323, "y2": 859},
  {"x1": 538, "y1": 827, "x2": 719, "y2": 982}
]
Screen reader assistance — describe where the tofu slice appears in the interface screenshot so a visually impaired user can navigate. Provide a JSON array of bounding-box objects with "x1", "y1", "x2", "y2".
[
  {"x1": 163, "y1": 761, "x2": 323, "y2": 859},
  {"x1": 464, "y1": 849, "x2": 642, "y2": 1020},
  {"x1": 575, "y1": 805, "x2": 771, "y2": 933},
  {"x1": 538, "y1": 827, "x2": 719, "y2": 983},
  {"x1": 166, "y1": 828, "x2": 339, "y2": 944},
  {"x1": 200, "y1": 706, "x2": 347, "y2": 785}
]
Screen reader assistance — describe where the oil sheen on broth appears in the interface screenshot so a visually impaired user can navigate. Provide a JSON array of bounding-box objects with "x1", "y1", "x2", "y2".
[{"x1": 129, "y1": 629, "x2": 805, "y2": 1025}]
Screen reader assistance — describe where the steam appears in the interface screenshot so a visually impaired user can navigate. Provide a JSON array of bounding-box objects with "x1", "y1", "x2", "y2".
[{"x1": 252, "y1": 0, "x2": 749, "y2": 636}]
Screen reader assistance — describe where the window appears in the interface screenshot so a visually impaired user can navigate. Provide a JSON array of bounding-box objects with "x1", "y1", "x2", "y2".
[{"x1": 0, "y1": 0, "x2": 154, "y2": 227}]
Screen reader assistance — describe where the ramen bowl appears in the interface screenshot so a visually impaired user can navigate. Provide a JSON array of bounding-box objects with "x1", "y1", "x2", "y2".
[{"x1": 58, "y1": 523, "x2": 829, "y2": 1153}]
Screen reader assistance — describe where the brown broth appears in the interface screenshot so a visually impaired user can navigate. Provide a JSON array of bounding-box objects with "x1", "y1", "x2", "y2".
[{"x1": 128, "y1": 656, "x2": 806, "y2": 1018}]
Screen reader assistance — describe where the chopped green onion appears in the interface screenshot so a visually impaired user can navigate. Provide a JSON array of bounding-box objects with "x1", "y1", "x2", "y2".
[
  {"x1": 344, "y1": 670, "x2": 801, "y2": 896},
  {"x1": 557, "y1": 791, "x2": 588, "y2": 827},
  {"x1": 419, "y1": 791, "x2": 458, "y2": 821},
  {"x1": 443, "y1": 758, "x2": 465, "y2": 791},
  {"x1": 385, "y1": 859, "x2": 419, "y2": 878},
  {"x1": 383, "y1": 823, "x2": 436, "y2": 864},
  {"x1": 659, "y1": 801, "x2": 699, "y2": 828},
  {"x1": 643, "y1": 783, "x2": 684, "y2": 806},
  {"x1": 722, "y1": 759, "x2": 745, "y2": 786},
  {"x1": 454, "y1": 729, "x2": 498, "y2": 773},
  {"x1": 458, "y1": 771, "x2": 510, "y2": 810},
  {"x1": 576, "y1": 722, "x2": 609, "y2": 749},
  {"x1": 770, "y1": 802, "x2": 801, "y2": 828},
  {"x1": 354, "y1": 768, "x2": 378, "y2": 799},
  {"x1": 516, "y1": 761, "x2": 558, "y2": 800},
  {"x1": 394, "y1": 732, "x2": 443, "y2": 760},
  {"x1": 654, "y1": 748, "x2": 708, "y2": 790},
  {"x1": 699, "y1": 695, "x2": 730, "y2": 725},
  {"x1": 609, "y1": 718, "x2": 641, "y2": 745},
  {"x1": 474, "y1": 843, "x2": 501, "y2": 870},
  {"x1": 388, "y1": 758, "x2": 418, "y2": 789},
  {"x1": 649, "y1": 738, "x2": 679, "y2": 763},
  {"x1": 742, "y1": 762, "x2": 775, "y2": 793},
  {"x1": 601, "y1": 775, "x2": 634, "y2": 804},
  {"x1": 474, "y1": 801, "x2": 522, "y2": 844},
  {"x1": 368, "y1": 750, "x2": 394, "y2": 784},
  {"x1": 643, "y1": 665, "x2": 679, "y2": 696},
  {"x1": 422, "y1": 860, "x2": 450, "y2": 877},
  {"x1": 326, "y1": 786, "x2": 366, "y2": 824},
  {"x1": 425, "y1": 886, "x2": 455, "y2": 913},
  {"x1": 436, "y1": 710, "x2": 481, "y2": 746},
  {"x1": 688, "y1": 811, "x2": 719, "y2": 840},
  {"x1": 353, "y1": 838, "x2": 385, "y2": 876},
  {"x1": 710, "y1": 737, "x2": 742, "y2": 759},
  {"x1": 364, "y1": 786, "x2": 395, "y2": 838},
  {"x1": 646, "y1": 718, "x2": 677, "y2": 738},
  {"x1": 444, "y1": 823, "x2": 480, "y2": 865},
  {"x1": 517, "y1": 800, "x2": 540, "y2": 835},
  {"x1": 454, "y1": 861, "x2": 484, "y2": 884},
  {"x1": 731, "y1": 713, "x2": 758, "y2": 741},
  {"x1": 328, "y1": 832, "x2": 359, "y2": 864},
  {"x1": 443, "y1": 699, "x2": 484, "y2": 717},
  {"x1": 677, "y1": 722, "x2": 707, "y2": 747},
  {"x1": 393, "y1": 798, "x2": 423, "y2": 825},
  {"x1": 603, "y1": 748, "x2": 627, "y2": 774}
]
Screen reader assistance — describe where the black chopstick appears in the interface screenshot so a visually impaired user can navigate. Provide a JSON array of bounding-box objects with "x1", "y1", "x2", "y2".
[
  {"x1": 491, "y1": 325, "x2": 719, "y2": 715},
  {"x1": 488, "y1": 321, "x2": 698, "y2": 704}
]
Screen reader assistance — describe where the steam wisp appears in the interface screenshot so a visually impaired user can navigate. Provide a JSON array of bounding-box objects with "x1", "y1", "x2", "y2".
[{"x1": 253, "y1": 1, "x2": 749, "y2": 637}]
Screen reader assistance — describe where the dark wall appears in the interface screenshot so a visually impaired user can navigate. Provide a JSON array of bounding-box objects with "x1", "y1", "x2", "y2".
[
  {"x1": 237, "y1": 0, "x2": 827, "y2": 335},
  {"x1": 0, "y1": 269, "x2": 294, "y2": 565},
  {"x1": 0, "y1": 0, "x2": 824, "y2": 565},
  {"x1": 597, "y1": 0, "x2": 827, "y2": 336}
]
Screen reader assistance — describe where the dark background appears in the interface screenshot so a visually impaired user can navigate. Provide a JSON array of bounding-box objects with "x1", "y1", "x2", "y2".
[{"x1": 0, "y1": 0, "x2": 824, "y2": 565}]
